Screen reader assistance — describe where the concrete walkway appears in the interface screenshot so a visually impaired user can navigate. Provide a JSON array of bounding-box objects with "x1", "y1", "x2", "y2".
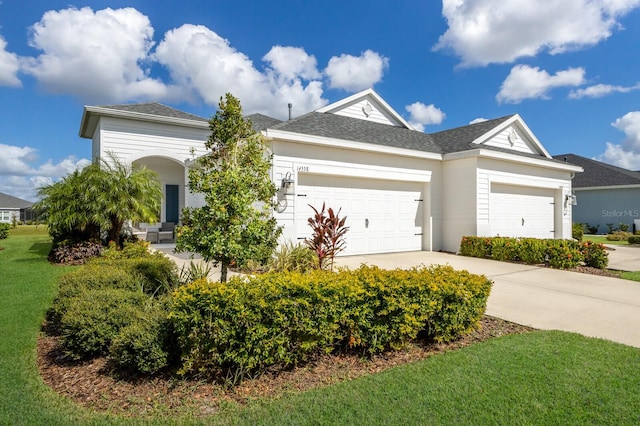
[
  {"x1": 335, "y1": 251, "x2": 640, "y2": 348},
  {"x1": 156, "y1": 244, "x2": 640, "y2": 348},
  {"x1": 605, "y1": 244, "x2": 640, "y2": 272}
]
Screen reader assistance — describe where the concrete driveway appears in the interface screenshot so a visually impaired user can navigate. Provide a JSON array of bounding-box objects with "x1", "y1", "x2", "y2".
[{"x1": 335, "y1": 251, "x2": 640, "y2": 348}]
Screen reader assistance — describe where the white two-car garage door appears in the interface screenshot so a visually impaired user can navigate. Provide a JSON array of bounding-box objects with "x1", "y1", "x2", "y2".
[
  {"x1": 295, "y1": 174, "x2": 424, "y2": 255},
  {"x1": 489, "y1": 183, "x2": 556, "y2": 239}
]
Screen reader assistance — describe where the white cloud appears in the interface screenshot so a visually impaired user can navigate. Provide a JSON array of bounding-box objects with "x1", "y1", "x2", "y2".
[
  {"x1": 0, "y1": 36, "x2": 20, "y2": 86},
  {"x1": 470, "y1": 117, "x2": 489, "y2": 124},
  {"x1": 434, "y1": 0, "x2": 640, "y2": 67},
  {"x1": 21, "y1": 7, "x2": 168, "y2": 103},
  {"x1": 595, "y1": 111, "x2": 640, "y2": 170},
  {"x1": 153, "y1": 24, "x2": 328, "y2": 119},
  {"x1": 569, "y1": 83, "x2": 640, "y2": 99},
  {"x1": 0, "y1": 143, "x2": 90, "y2": 201},
  {"x1": 405, "y1": 102, "x2": 446, "y2": 132},
  {"x1": 496, "y1": 65, "x2": 585, "y2": 104},
  {"x1": 325, "y1": 50, "x2": 389, "y2": 92}
]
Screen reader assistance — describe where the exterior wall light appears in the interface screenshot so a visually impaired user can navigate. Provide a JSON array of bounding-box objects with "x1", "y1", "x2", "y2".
[
  {"x1": 281, "y1": 171, "x2": 295, "y2": 195},
  {"x1": 565, "y1": 193, "x2": 577, "y2": 206}
]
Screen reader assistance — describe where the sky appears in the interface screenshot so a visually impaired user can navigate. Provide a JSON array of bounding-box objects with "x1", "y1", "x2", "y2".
[{"x1": 1, "y1": 0, "x2": 640, "y2": 201}]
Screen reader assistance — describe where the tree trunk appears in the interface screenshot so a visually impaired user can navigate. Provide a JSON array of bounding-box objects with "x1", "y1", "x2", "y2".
[{"x1": 220, "y1": 260, "x2": 228, "y2": 282}]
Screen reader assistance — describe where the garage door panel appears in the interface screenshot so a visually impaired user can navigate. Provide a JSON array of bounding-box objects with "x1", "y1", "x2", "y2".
[
  {"x1": 296, "y1": 174, "x2": 423, "y2": 255},
  {"x1": 490, "y1": 184, "x2": 555, "y2": 239}
]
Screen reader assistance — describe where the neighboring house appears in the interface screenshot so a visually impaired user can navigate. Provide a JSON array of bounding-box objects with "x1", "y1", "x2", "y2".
[
  {"x1": 553, "y1": 153, "x2": 640, "y2": 234},
  {"x1": 0, "y1": 192, "x2": 33, "y2": 224},
  {"x1": 79, "y1": 89, "x2": 581, "y2": 254}
]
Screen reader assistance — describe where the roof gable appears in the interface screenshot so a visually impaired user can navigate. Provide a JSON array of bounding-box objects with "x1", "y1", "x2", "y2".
[
  {"x1": 553, "y1": 154, "x2": 640, "y2": 188},
  {"x1": 316, "y1": 88, "x2": 413, "y2": 129},
  {"x1": 431, "y1": 114, "x2": 551, "y2": 158}
]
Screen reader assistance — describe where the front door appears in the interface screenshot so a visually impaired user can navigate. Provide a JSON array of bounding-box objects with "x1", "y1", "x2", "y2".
[{"x1": 165, "y1": 184, "x2": 179, "y2": 223}]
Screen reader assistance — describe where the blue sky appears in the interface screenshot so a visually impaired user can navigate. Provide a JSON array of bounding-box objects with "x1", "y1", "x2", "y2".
[{"x1": 1, "y1": 0, "x2": 640, "y2": 200}]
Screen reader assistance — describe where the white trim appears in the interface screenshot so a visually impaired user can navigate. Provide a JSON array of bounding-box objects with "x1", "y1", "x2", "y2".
[
  {"x1": 265, "y1": 129, "x2": 442, "y2": 161},
  {"x1": 80, "y1": 105, "x2": 209, "y2": 138},
  {"x1": 470, "y1": 114, "x2": 551, "y2": 158},
  {"x1": 316, "y1": 88, "x2": 414, "y2": 130},
  {"x1": 277, "y1": 155, "x2": 432, "y2": 183},
  {"x1": 444, "y1": 148, "x2": 583, "y2": 173},
  {"x1": 127, "y1": 149, "x2": 188, "y2": 165}
]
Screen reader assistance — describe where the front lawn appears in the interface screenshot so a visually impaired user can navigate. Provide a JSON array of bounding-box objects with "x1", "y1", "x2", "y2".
[
  {"x1": 583, "y1": 234, "x2": 629, "y2": 245},
  {"x1": 2, "y1": 229, "x2": 640, "y2": 425}
]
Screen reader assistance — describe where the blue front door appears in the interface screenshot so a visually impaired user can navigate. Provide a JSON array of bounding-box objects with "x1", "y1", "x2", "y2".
[{"x1": 166, "y1": 184, "x2": 179, "y2": 223}]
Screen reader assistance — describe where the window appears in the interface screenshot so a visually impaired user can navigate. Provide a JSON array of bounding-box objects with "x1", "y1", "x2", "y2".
[{"x1": 0, "y1": 211, "x2": 12, "y2": 223}]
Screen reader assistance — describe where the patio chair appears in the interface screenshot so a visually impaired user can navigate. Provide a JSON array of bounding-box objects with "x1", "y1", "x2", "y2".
[{"x1": 158, "y1": 222, "x2": 175, "y2": 243}]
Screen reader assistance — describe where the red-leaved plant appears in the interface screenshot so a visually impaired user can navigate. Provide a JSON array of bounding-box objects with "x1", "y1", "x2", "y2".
[{"x1": 305, "y1": 203, "x2": 349, "y2": 271}]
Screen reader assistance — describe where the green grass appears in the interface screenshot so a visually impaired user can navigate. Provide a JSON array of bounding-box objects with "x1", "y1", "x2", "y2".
[
  {"x1": 2, "y1": 229, "x2": 640, "y2": 425},
  {"x1": 620, "y1": 271, "x2": 640, "y2": 282},
  {"x1": 583, "y1": 234, "x2": 629, "y2": 245}
]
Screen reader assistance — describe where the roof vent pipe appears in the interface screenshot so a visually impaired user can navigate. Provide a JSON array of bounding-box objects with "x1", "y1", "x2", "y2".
[{"x1": 288, "y1": 103, "x2": 293, "y2": 120}]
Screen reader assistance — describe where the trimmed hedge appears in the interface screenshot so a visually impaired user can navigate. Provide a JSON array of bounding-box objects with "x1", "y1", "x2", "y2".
[
  {"x1": 460, "y1": 236, "x2": 608, "y2": 269},
  {"x1": 169, "y1": 265, "x2": 492, "y2": 382},
  {"x1": 628, "y1": 235, "x2": 640, "y2": 245}
]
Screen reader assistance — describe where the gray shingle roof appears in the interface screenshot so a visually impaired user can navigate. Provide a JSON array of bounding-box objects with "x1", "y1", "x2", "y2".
[
  {"x1": 429, "y1": 115, "x2": 514, "y2": 154},
  {"x1": 99, "y1": 102, "x2": 208, "y2": 122},
  {"x1": 270, "y1": 112, "x2": 443, "y2": 154},
  {"x1": 0, "y1": 192, "x2": 33, "y2": 208},
  {"x1": 553, "y1": 154, "x2": 640, "y2": 188},
  {"x1": 246, "y1": 113, "x2": 283, "y2": 131}
]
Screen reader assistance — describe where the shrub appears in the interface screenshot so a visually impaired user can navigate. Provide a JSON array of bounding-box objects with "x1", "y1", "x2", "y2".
[
  {"x1": 515, "y1": 238, "x2": 547, "y2": 264},
  {"x1": 90, "y1": 254, "x2": 178, "y2": 296},
  {"x1": 581, "y1": 241, "x2": 609, "y2": 269},
  {"x1": 58, "y1": 288, "x2": 148, "y2": 359},
  {"x1": 0, "y1": 223, "x2": 10, "y2": 239},
  {"x1": 102, "y1": 239, "x2": 151, "y2": 259},
  {"x1": 268, "y1": 241, "x2": 316, "y2": 273},
  {"x1": 572, "y1": 223, "x2": 584, "y2": 241},
  {"x1": 619, "y1": 223, "x2": 630, "y2": 232},
  {"x1": 584, "y1": 223, "x2": 599, "y2": 234},
  {"x1": 47, "y1": 265, "x2": 143, "y2": 333},
  {"x1": 489, "y1": 238, "x2": 518, "y2": 262},
  {"x1": 305, "y1": 203, "x2": 348, "y2": 271},
  {"x1": 459, "y1": 236, "x2": 492, "y2": 258},
  {"x1": 109, "y1": 300, "x2": 175, "y2": 374},
  {"x1": 48, "y1": 240, "x2": 103, "y2": 264},
  {"x1": 459, "y1": 236, "x2": 608, "y2": 270},
  {"x1": 606, "y1": 231, "x2": 632, "y2": 241},
  {"x1": 178, "y1": 260, "x2": 213, "y2": 285},
  {"x1": 169, "y1": 265, "x2": 491, "y2": 383},
  {"x1": 546, "y1": 240, "x2": 583, "y2": 269},
  {"x1": 628, "y1": 235, "x2": 640, "y2": 245}
]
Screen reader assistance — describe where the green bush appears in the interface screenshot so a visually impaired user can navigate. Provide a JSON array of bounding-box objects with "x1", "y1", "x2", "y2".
[
  {"x1": 546, "y1": 240, "x2": 583, "y2": 269},
  {"x1": 572, "y1": 223, "x2": 584, "y2": 241},
  {"x1": 0, "y1": 223, "x2": 10, "y2": 239},
  {"x1": 169, "y1": 265, "x2": 492, "y2": 383},
  {"x1": 48, "y1": 265, "x2": 143, "y2": 333},
  {"x1": 102, "y1": 240, "x2": 152, "y2": 259},
  {"x1": 459, "y1": 236, "x2": 608, "y2": 269},
  {"x1": 58, "y1": 288, "x2": 148, "y2": 359},
  {"x1": 628, "y1": 235, "x2": 640, "y2": 245},
  {"x1": 607, "y1": 231, "x2": 632, "y2": 241},
  {"x1": 90, "y1": 254, "x2": 178, "y2": 296},
  {"x1": 109, "y1": 300, "x2": 175, "y2": 374},
  {"x1": 459, "y1": 236, "x2": 492, "y2": 258}
]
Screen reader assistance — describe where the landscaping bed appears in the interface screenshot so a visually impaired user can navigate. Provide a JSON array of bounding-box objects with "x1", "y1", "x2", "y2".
[{"x1": 37, "y1": 315, "x2": 533, "y2": 417}]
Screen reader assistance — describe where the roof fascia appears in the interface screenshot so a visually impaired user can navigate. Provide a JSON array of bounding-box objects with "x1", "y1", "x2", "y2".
[
  {"x1": 471, "y1": 114, "x2": 552, "y2": 159},
  {"x1": 79, "y1": 105, "x2": 209, "y2": 139},
  {"x1": 444, "y1": 148, "x2": 583, "y2": 173},
  {"x1": 263, "y1": 128, "x2": 442, "y2": 161},
  {"x1": 316, "y1": 88, "x2": 415, "y2": 130},
  {"x1": 575, "y1": 184, "x2": 640, "y2": 191}
]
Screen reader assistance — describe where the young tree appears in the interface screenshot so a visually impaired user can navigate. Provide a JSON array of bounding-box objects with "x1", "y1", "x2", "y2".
[
  {"x1": 176, "y1": 93, "x2": 281, "y2": 282},
  {"x1": 35, "y1": 154, "x2": 162, "y2": 247}
]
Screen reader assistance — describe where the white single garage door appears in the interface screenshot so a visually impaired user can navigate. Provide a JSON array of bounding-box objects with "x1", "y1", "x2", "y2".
[
  {"x1": 295, "y1": 174, "x2": 424, "y2": 255},
  {"x1": 490, "y1": 184, "x2": 555, "y2": 239}
]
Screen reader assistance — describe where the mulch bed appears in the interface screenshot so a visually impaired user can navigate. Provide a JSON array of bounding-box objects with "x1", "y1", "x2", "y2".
[{"x1": 37, "y1": 316, "x2": 533, "y2": 417}]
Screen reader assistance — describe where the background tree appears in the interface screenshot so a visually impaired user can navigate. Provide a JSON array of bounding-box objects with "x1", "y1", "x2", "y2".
[
  {"x1": 35, "y1": 154, "x2": 162, "y2": 248},
  {"x1": 176, "y1": 93, "x2": 281, "y2": 282}
]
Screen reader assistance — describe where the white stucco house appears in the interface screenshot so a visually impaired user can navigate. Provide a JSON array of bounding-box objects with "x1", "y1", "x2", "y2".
[
  {"x1": 0, "y1": 192, "x2": 33, "y2": 224},
  {"x1": 79, "y1": 89, "x2": 582, "y2": 254}
]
